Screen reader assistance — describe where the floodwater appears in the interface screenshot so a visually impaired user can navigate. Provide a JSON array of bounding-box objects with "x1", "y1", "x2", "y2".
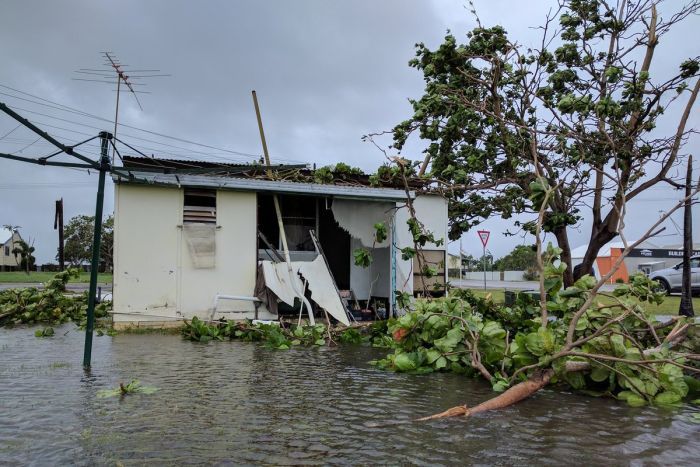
[{"x1": 1, "y1": 326, "x2": 699, "y2": 466}]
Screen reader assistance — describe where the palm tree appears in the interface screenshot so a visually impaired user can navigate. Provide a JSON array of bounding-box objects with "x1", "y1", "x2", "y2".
[{"x1": 12, "y1": 239, "x2": 35, "y2": 275}]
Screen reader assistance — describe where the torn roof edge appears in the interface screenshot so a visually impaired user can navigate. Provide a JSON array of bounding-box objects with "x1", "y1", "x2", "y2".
[{"x1": 112, "y1": 171, "x2": 415, "y2": 201}]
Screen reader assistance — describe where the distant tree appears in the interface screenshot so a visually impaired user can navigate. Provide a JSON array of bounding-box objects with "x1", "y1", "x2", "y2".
[
  {"x1": 62, "y1": 214, "x2": 114, "y2": 271},
  {"x1": 12, "y1": 239, "x2": 35, "y2": 274},
  {"x1": 475, "y1": 253, "x2": 495, "y2": 272},
  {"x1": 493, "y1": 245, "x2": 537, "y2": 271},
  {"x1": 461, "y1": 253, "x2": 478, "y2": 271}
]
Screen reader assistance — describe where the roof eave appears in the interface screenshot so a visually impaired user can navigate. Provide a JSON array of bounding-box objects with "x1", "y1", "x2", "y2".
[{"x1": 112, "y1": 171, "x2": 413, "y2": 201}]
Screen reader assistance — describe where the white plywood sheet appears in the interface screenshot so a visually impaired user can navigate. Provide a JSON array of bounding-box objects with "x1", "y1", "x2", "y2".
[{"x1": 298, "y1": 256, "x2": 350, "y2": 326}]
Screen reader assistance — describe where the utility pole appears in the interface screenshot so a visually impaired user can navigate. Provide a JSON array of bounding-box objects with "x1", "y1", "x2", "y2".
[
  {"x1": 460, "y1": 238, "x2": 463, "y2": 280},
  {"x1": 54, "y1": 198, "x2": 64, "y2": 271},
  {"x1": 83, "y1": 131, "x2": 112, "y2": 369},
  {"x1": 251, "y1": 90, "x2": 314, "y2": 325},
  {"x1": 679, "y1": 156, "x2": 694, "y2": 317}
]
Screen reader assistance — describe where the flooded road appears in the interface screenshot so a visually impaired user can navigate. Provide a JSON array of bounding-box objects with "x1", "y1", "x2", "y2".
[{"x1": 1, "y1": 325, "x2": 699, "y2": 465}]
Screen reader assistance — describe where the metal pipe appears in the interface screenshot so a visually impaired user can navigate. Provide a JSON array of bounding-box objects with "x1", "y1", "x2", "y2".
[{"x1": 83, "y1": 131, "x2": 111, "y2": 369}]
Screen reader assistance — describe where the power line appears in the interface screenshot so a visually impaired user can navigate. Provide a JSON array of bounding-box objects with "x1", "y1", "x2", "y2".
[
  {"x1": 0, "y1": 82, "x2": 306, "y2": 164},
  {"x1": 0, "y1": 124, "x2": 21, "y2": 140}
]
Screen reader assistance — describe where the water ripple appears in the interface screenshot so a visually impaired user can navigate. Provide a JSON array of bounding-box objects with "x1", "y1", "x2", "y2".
[{"x1": 1, "y1": 325, "x2": 699, "y2": 465}]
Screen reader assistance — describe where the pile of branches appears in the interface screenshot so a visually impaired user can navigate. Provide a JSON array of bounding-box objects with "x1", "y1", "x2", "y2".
[
  {"x1": 376, "y1": 246, "x2": 699, "y2": 414},
  {"x1": 0, "y1": 269, "x2": 110, "y2": 328},
  {"x1": 181, "y1": 317, "x2": 392, "y2": 349}
]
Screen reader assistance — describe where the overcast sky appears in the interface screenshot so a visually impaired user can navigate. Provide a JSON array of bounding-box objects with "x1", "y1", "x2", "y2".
[{"x1": 0, "y1": 0, "x2": 698, "y2": 264}]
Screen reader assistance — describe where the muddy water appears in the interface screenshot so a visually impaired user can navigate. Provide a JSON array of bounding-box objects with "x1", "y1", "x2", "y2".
[{"x1": 1, "y1": 325, "x2": 699, "y2": 466}]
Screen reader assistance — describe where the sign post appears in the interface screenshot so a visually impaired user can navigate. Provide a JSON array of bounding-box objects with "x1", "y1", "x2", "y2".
[{"x1": 477, "y1": 230, "x2": 490, "y2": 290}]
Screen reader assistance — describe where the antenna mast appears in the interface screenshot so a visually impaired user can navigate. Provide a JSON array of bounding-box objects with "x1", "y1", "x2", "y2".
[{"x1": 74, "y1": 52, "x2": 170, "y2": 162}]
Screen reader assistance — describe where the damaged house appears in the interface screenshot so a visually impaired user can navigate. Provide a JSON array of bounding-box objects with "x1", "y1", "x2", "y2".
[{"x1": 111, "y1": 157, "x2": 448, "y2": 328}]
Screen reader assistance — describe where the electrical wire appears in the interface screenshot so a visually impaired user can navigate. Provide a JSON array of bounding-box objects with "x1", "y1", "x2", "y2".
[
  {"x1": 3, "y1": 106, "x2": 260, "y2": 164},
  {"x1": 0, "y1": 124, "x2": 21, "y2": 140},
  {"x1": 0, "y1": 83, "x2": 306, "y2": 163}
]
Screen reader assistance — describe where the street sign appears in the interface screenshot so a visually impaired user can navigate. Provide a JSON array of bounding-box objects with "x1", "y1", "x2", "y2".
[{"x1": 477, "y1": 230, "x2": 490, "y2": 247}]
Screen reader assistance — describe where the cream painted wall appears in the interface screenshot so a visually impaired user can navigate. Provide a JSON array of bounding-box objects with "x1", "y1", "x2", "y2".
[
  {"x1": 178, "y1": 190, "x2": 257, "y2": 317},
  {"x1": 113, "y1": 184, "x2": 181, "y2": 322},
  {"x1": 113, "y1": 185, "x2": 258, "y2": 324},
  {"x1": 0, "y1": 232, "x2": 22, "y2": 268}
]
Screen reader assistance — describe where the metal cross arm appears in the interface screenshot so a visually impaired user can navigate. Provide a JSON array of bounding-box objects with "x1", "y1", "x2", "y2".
[
  {"x1": 0, "y1": 151, "x2": 97, "y2": 169},
  {"x1": 0, "y1": 101, "x2": 101, "y2": 169}
]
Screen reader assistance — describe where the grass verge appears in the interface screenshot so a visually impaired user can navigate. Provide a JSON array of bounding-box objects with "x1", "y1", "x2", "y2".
[
  {"x1": 0, "y1": 271, "x2": 112, "y2": 284},
  {"x1": 463, "y1": 288, "x2": 700, "y2": 316}
]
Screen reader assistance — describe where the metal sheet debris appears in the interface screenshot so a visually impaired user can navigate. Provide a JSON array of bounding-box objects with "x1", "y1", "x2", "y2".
[{"x1": 298, "y1": 256, "x2": 350, "y2": 326}]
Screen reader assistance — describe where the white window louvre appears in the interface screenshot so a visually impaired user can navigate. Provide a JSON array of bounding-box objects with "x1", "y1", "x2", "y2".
[{"x1": 184, "y1": 189, "x2": 216, "y2": 224}]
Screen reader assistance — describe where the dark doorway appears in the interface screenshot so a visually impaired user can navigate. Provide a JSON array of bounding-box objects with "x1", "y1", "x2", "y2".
[
  {"x1": 257, "y1": 193, "x2": 350, "y2": 289},
  {"x1": 319, "y1": 199, "x2": 350, "y2": 290}
]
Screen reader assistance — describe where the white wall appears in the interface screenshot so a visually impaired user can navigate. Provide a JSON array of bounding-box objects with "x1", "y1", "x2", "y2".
[
  {"x1": 394, "y1": 194, "x2": 449, "y2": 294},
  {"x1": 461, "y1": 271, "x2": 527, "y2": 281},
  {"x1": 179, "y1": 190, "x2": 258, "y2": 317},
  {"x1": 113, "y1": 184, "x2": 181, "y2": 322},
  {"x1": 349, "y1": 238, "x2": 390, "y2": 300},
  {"x1": 113, "y1": 185, "x2": 259, "y2": 324}
]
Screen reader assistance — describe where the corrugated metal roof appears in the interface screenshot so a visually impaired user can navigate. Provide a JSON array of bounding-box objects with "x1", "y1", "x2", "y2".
[{"x1": 112, "y1": 171, "x2": 413, "y2": 201}]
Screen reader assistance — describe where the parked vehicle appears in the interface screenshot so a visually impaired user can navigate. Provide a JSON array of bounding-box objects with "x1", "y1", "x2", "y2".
[{"x1": 650, "y1": 255, "x2": 700, "y2": 295}]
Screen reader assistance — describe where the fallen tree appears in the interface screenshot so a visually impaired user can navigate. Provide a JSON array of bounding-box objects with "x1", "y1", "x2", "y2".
[{"x1": 372, "y1": 172, "x2": 700, "y2": 419}]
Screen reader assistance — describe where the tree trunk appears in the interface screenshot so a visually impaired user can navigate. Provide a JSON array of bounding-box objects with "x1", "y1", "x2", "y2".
[{"x1": 417, "y1": 369, "x2": 554, "y2": 420}]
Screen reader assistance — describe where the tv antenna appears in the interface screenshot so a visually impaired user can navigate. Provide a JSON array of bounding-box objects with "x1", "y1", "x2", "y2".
[{"x1": 74, "y1": 52, "x2": 170, "y2": 162}]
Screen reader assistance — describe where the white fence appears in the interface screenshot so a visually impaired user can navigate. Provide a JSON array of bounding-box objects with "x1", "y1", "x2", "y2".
[{"x1": 460, "y1": 270, "x2": 527, "y2": 281}]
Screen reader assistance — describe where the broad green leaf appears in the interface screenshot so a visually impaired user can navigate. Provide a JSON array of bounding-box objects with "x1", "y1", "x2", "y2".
[
  {"x1": 434, "y1": 327, "x2": 464, "y2": 353},
  {"x1": 425, "y1": 348, "x2": 441, "y2": 364},
  {"x1": 564, "y1": 371, "x2": 585, "y2": 390},
  {"x1": 434, "y1": 356, "x2": 447, "y2": 370},
  {"x1": 655, "y1": 391, "x2": 681, "y2": 405},
  {"x1": 626, "y1": 394, "x2": 647, "y2": 407},
  {"x1": 394, "y1": 353, "x2": 419, "y2": 372},
  {"x1": 590, "y1": 366, "x2": 609, "y2": 383}
]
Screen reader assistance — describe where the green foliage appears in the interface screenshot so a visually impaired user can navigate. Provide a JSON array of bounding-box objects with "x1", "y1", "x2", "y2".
[
  {"x1": 374, "y1": 262, "x2": 699, "y2": 408},
  {"x1": 493, "y1": 244, "x2": 537, "y2": 271},
  {"x1": 386, "y1": 0, "x2": 700, "y2": 289},
  {"x1": 406, "y1": 218, "x2": 444, "y2": 247},
  {"x1": 312, "y1": 163, "x2": 364, "y2": 184},
  {"x1": 353, "y1": 248, "x2": 373, "y2": 268},
  {"x1": 339, "y1": 328, "x2": 364, "y2": 344},
  {"x1": 96, "y1": 380, "x2": 159, "y2": 398},
  {"x1": 63, "y1": 214, "x2": 114, "y2": 270},
  {"x1": 11, "y1": 239, "x2": 36, "y2": 273},
  {"x1": 34, "y1": 327, "x2": 54, "y2": 338},
  {"x1": 374, "y1": 222, "x2": 388, "y2": 243},
  {"x1": 182, "y1": 318, "x2": 328, "y2": 349},
  {"x1": 0, "y1": 269, "x2": 111, "y2": 328}
]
